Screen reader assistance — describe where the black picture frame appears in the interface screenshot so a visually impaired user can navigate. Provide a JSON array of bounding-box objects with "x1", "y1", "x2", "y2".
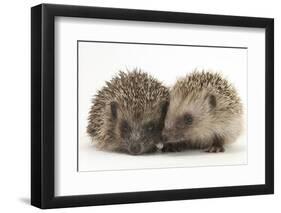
[{"x1": 31, "y1": 3, "x2": 274, "y2": 209}]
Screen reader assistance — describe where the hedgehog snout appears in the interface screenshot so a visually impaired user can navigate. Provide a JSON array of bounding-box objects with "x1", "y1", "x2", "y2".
[
  {"x1": 162, "y1": 128, "x2": 184, "y2": 143},
  {"x1": 128, "y1": 143, "x2": 143, "y2": 155},
  {"x1": 162, "y1": 129, "x2": 172, "y2": 143}
]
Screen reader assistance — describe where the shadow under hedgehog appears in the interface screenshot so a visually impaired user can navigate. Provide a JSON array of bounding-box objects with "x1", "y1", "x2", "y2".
[{"x1": 87, "y1": 69, "x2": 169, "y2": 155}]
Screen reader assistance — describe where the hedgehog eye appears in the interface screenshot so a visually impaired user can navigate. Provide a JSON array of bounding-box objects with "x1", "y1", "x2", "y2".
[
  {"x1": 184, "y1": 114, "x2": 193, "y2": 125},
  {"x1": 145, "y1": 123, "x2": 155, "y2": 133}
]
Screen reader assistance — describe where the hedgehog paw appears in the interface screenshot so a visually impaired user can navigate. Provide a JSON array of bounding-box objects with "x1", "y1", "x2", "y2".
[{"x1": 204, "y1": 145, "x2": 225, "y2": 153}]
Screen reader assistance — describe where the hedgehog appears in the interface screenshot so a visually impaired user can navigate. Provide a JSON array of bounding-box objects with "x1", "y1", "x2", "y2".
[
  {"x1": 161, "y1": 71, "x2": 243, "y2": 153},
  {"x1": 87, "y1": 70, "x2": 169, "y2": 155}
]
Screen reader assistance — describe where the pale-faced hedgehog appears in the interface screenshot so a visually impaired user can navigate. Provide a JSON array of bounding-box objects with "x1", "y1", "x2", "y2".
[
  {"x1": 87, "y1": 70, "x2": 169, "y2": 155},
  {"x1": 162, "y1": 71, "x2": 243, "y2": 153}
]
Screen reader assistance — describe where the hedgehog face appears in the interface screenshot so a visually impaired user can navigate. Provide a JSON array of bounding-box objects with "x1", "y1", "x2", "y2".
[
  {"x1": 162, "y1": 92, "x2": 216, "y2": 144},
  {"x1": 110, "y1": 101, "x2": 169, "y2": 155}
]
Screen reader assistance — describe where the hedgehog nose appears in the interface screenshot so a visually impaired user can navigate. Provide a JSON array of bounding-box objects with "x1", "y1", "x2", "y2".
[{"x1": 128, "y1": 143, "x2": 142, "y2": 155}]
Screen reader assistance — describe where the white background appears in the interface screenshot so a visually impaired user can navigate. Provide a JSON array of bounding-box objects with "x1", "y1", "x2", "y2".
[
  {"x1": 0, "y1": 0, "x2": 279, "y2": 212},
  {"x1": 78, "y1": 41, "x2": 248, "y2": 172}
]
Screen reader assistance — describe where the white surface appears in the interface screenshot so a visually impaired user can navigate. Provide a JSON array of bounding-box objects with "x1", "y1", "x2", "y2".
[
  {"x1": 1, "y1": 0, "x2": 280, "y2": 212},
  {"x1": 55, "y1": 16, "x2": 264, "y2": 196},
  {"x1": 78, "y1": 41, "x2": 248, "y2": 171},
  {"x1": 79, "y1": 135, "x2": 247, "y2": 171}
]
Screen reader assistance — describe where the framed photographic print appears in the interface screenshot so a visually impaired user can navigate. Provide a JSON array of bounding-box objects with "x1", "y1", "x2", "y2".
[{"x1": 31, "y1": 3, "x2": 274, "y2": 209}]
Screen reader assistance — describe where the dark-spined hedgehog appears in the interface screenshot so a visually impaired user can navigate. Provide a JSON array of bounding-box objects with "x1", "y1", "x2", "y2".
[
  {"x1": 162, "y1": 71, "x2": 243, "y2": 153},
  {"x1": 87, "y1": 70, "x2": 169, "y2": 155}
]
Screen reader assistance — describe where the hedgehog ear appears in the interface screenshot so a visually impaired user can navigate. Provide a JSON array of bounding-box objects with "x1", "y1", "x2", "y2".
[
  {"x1": 110, "y1": 101, "x2": 118, "y2": 120},
  {"x1": 206, "y1": 94, "x2": 216, "y2": 110}
]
